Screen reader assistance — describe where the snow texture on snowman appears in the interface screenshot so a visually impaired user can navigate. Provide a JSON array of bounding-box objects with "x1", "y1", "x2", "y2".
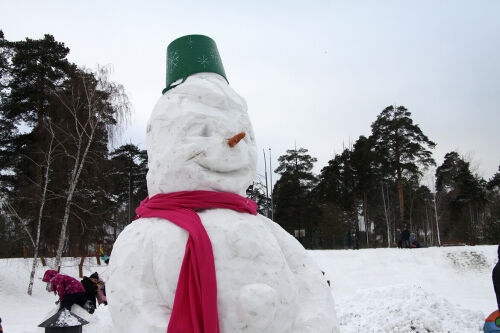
[{"x1": 107, "y1": 35, "x2": 339, "y2": 333}]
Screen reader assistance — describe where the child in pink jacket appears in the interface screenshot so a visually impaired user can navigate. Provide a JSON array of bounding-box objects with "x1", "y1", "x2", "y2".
[{"x1": 42, "y1": 269, "x2": 86, "y2": 312}]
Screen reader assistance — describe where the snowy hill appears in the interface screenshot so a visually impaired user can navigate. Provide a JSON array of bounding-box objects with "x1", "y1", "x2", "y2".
[
  {"x1": 0, "y1": 245, "x2": 498, "y2": 333},
  {"x1": 314, "y1": 245, "x2": 498, "y2": 332}
]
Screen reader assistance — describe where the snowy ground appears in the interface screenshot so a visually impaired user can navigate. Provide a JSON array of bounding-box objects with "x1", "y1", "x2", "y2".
[
  {"x1": 0, "y1": 245, "x2": 497, "y2": 333},
  {"x1": 315, "y1": 245, "x2": 498, "y2": 333}
]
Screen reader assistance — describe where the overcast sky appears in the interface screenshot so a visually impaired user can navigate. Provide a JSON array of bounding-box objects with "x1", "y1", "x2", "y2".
[{"x1": 2, "y1": 0, "x2": 499, "y2": 183}]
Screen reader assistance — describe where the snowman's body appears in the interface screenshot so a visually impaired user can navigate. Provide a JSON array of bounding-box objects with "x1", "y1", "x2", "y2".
[{"x1": 108, "y1": 73, "x2": 339, "y2": 332}]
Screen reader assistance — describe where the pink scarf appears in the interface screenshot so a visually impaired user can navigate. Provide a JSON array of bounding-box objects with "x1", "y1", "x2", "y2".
[{"x1": 135, "y1": 191, "x2": 258, "y2": 333}]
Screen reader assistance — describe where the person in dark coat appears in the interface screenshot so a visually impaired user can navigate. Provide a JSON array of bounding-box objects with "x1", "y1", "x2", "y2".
[
  {"x1": 493, "y1": 244, "x2": 500, "y2": 311},
  {"x1": 90, "y1": 272, "x2": 107, "y2": 306},
  {"x1": 352, "y1": 233, "x2": 359, "y2": 250},
  {"x1": 81, "y1": 274, "x2": 98, "y2": 313},
  {"x1": 401, "y1": 227, "x2": 410, "y2": 248},
  {"x1": 81, "y1": 272, "x2": 107, "y2": 313},
  {"x1": 396, "y1": 229, "x2": 402, "y2": 248}
]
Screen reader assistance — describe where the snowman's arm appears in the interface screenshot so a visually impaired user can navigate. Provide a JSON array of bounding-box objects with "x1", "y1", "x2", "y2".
[
  {"x1": 258, "y1": 215, "x2": 323, "y2": 277},
  {"x1": 258, "y1": 215, "x2": 339, "y2": 332}
]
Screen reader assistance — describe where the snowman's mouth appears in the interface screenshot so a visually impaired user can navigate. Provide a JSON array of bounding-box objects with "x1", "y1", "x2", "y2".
[
  {"x1": 186, "y1": 151, "x2": 204, "y2": 162},
  {"x1": 187, "y1": 150, "x2": 246, "y2": 175},
  {"x1": 197, "y1": 163, "x2": 246, "y2": 176}
]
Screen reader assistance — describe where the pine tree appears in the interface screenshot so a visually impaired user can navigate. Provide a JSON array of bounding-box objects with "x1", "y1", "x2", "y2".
[
  {"x1": 0, "y1": 30, "x2": 14, "y2": 193},
  {"x1": 436, "y1": 152, "x2": 486, "y2": 242},
  {"x1": 1, "y1": 34, "x2": 73, "y2": 252},
  {"x1": 110, "y1": 144, "x2": 148, "y2": 229},
  {"x1": 351, "y1": 136, "x2": 377, "y2": 246},
  {"x1": 246, "y1": 180, "x2": 271, "y2": 216},
  {"x1": 272, "y1": 147, "x2": 317, "y2": 247},
  {"x1": 370, "y1": 105, "x2": 436, "y2": 226},
  {"x1": 485, "y1": 166, "x2": 500, "y2": 242}
]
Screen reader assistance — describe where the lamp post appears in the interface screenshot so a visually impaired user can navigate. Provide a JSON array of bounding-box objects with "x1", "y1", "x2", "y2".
[
  {"x1": 38, "y1": 309, "x2": 89, "y2": 333},
  {"x1": 263, "y1": 149, "x2": 270, "y2": 218},
  {"x1": 269, "y1": 148, "x2": 274, "y2": 221}
]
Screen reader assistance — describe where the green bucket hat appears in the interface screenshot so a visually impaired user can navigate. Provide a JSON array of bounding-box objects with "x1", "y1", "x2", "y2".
[{"x1": 162, "y1": 34, "x2": 228, "y2": 94}]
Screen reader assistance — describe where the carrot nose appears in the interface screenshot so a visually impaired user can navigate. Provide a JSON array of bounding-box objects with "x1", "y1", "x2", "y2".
[{"x1": 227, "y1": 132, "x2": 246, "y2": 147}]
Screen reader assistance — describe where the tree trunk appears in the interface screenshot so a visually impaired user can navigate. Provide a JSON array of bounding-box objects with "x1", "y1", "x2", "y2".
[
  {"x1": 381, "y1": 182, "x2": 391, "y2": 248},
  {"x1": 424, "y1": 201, "x2": 431, "y2": 245},
  {"x1": 28, "y1": 132, "x2": 54, "y2": 295},
  {"x1": 128, "y1": 170, "x2": 133, "y2": 223},
  {"x1": 433, "y1": 192, "x2": 441, "y2": 246},
  {"x1": 55, "y1": 129, "x2": 95, "y2": 269},
  {"x1": 363, "y1": 191, "x2": 369, "y2": 247},
  {"x1": 408, "y1": 187, "x2": 415, "y2": 231},
  {"x1": 353, "y1": 193, "x2": 359, "y2": 234},
  {"x1": 397, "y1": 166, "x2": 405, "y2": 226}
]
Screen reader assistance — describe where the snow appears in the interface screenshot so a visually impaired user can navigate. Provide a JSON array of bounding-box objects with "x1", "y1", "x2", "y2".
[
  {"x1": 0, "y1": 245, "x2": 498, "y2": 332},
  {"x1": 53, "y1": 309, "x2": 83, "y2": 327},
  {"x1": 0, "y1": 257, "x2": 113, "y2": 332},
  {"x1": 314, "y1": 246, "x2": 499, "y2": 333}
]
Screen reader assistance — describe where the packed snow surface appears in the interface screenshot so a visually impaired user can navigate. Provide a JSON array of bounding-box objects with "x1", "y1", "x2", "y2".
[{"x1": 0, "y1": 245, "x2": 498, "y2": 332}]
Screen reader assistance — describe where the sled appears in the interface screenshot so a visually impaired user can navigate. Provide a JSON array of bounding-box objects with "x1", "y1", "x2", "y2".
[{"x1": 484, "y1": 310, "x2": 500, "y2": 332}]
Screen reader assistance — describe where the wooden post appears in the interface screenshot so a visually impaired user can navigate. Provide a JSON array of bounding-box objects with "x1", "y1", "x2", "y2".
[
  {"x1": 96, "y1": 254, "x2": 101, "y2": 266},
  {"x1": 23, "y1": 245, "x2": 28, "y2": 259},
  {"x1": 40, "y1": 256, "x2": 46, "y2": 266},
  {"x1": 78, "y1": 256, "x2": 86, "y2": 278}
]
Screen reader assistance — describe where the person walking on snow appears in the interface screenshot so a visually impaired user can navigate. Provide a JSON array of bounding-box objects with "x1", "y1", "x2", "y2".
[
  {"x1": 401, "y1": 227, "x2": 410, "y2": 248},
  {"x1": 352, "y1": 233, "x2": 359, "y2": 250},
  {"x1": 396, "y1": 229, "x2": 402, "y2": 248},
  {"x1": 42, "y1": 269, "x2": 86, "y2": 312},
  {"x1": 493, "y1": 244, "x2": 500, "y2": 311}
]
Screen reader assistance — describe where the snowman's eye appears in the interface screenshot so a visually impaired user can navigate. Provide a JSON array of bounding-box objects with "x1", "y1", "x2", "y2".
[{"x1": 185, "y1": 122, "x2": 211, "y2": 137}]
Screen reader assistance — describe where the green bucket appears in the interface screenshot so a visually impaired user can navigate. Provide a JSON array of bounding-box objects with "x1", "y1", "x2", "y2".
[{"x1": 162, "y1": 34, "x2": 228, "y2": 94}]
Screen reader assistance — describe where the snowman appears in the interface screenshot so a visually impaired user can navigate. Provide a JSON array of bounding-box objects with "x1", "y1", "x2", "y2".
[{"x1": 107, "y1": 35, "x2": 339, "y2": 333}]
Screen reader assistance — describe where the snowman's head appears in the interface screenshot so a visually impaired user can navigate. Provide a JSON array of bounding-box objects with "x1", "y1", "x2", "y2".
[{"x1": 146, "y1": 72, "x2": 257, "y2": 197}]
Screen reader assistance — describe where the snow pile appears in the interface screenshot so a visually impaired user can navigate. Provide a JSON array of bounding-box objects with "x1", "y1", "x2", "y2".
[
  {"x1": 337, "y1": 284, "x2": 483, "y2": 333},
  {"x1": 446, "y1": 250, "x2": 490, "y2": 272},
  {"x1": 311, "y1": 245, "x2": 499, "y2": 333}
]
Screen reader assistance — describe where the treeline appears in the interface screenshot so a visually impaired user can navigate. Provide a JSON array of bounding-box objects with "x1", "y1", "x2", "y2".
[
  {"x1": 1, "y1": 32, "x2": 498, "y2": 260},
  {"x1": 0, "y1": 32, "x2": 148, "y2": 259},
  {"x1": 251, "y1": 106, "x2": 500, "y2": 249}
]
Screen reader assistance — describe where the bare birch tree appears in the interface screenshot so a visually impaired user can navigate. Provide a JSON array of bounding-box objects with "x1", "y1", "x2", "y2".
[
  {"x1": 52, "y1": 66, "x2": 130, "y2": 269},
  {"x1": 26, "y1": 122, "x2": 58, "y2": 295},
  {"x1": 2, "y1": 120, "x2": 59, "y2": 295}
]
